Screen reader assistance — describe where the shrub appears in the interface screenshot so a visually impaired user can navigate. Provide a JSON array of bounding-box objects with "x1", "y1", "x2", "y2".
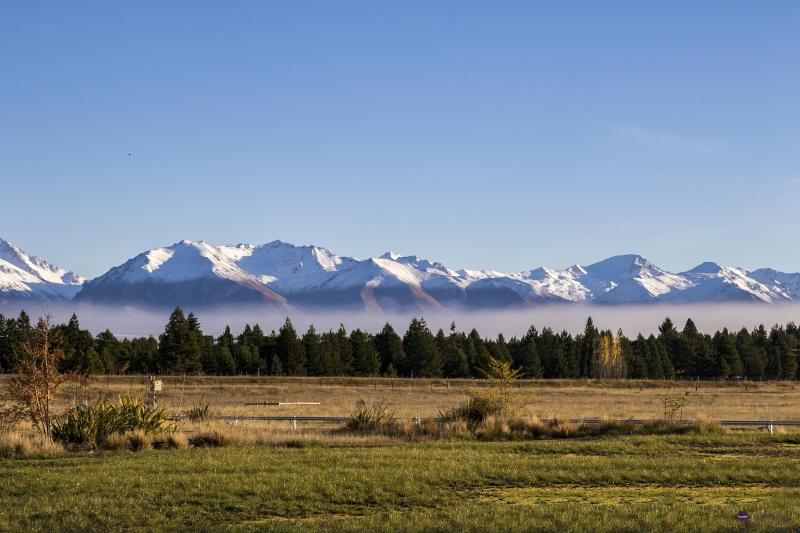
[
  {"x1": 52, "y1": 395, "x2": 171, "y2": 449},
  {"x1": 0, "y1": 432, "x2": 31, "y2": 457},
  {"x1": 347, "y1": 400, "x2": 395, "y2": 431},
  {"x1": 184, "y1": 403, "x2": 220, "y2": 422},
  {"x1": 189, "y1": 430, "x2": 231, "y2": 447},
  {"x1": 442, "y1": 357, "x2": 532, "y2": 424},
  {"x1": 0, "y1": 431, "x2": 64, "y2": 458},
  {"x1": 127, "y1": 430, "x2": 152, "y2": 451},
  {"x1": 165, "y1": 432, "x2": 189, "y2": 449}
]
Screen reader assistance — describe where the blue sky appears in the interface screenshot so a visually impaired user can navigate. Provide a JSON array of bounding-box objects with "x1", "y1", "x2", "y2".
[{"x1": 1, "y1": 2, "x2": 799, "y2": 277}]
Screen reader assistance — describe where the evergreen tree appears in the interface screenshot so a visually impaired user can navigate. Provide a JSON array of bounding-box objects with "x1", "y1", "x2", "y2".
[
  {"x1": 374, "y1": 323, "x2": 407, "y2": 376},
  {"x1": 441, "y1": 329, "x2": 470, "y2": 378},
  {"x1": 158, "y1": 307, "x2": 202, "y2": 374},
  {"x1": 95, "y1": 329, "x2": 122, "y2": 374},
  {"x1": 303, "y1": 325, "x2": 325, "y2": 376},
  {"x1": 235, "y1": 344, "x2": 260, "y2": 374},
  {"x1": 539, "y1": 327, "x2": 567, "y2": 378},
  {"x1": 219, "y1": 325, "x2": 235, "y2": 349},
  {"x1": 657, "y1": 317, "x2": 680, "y2": 373},
  {"x1": 336, "y1": 325, "x2": 353, "y2": 375},
  {"x1": 713, "y1": 329, "x2": 742, "y2": 378},
  {"x1": 83, "y1": 347, "x2": 105, "y2": 375},
  {"x1": 277, "y1": 318, "x2": 306, "y2": 376},
  {"x1": 351, "y1": 329, "x2": 380, "y2": 376},
  {"x1": 736, "y1": 328, "x2": 766, "y2": 380},
  {"x1": 468, "y1": 328, "x2": 492, "y2": 377},
  {"x1": 55, "y1": 314, "x2": 95, "y2": 373},
  {"x1": 269, "y1": 352, "x2": 283, "y2": 376},
  {"x1": 628, "y1": 335, "x2": 648, "y2": 378},
  {"x1": 513, "y1": 327, "x2": 543, "y2": 378},
  {"x1": 491, "y1": 333, "x2": 512, "y2": 364},
  {"x1": 579, "y1": 317, "x2": 598, "y2": 377},
  {"x1": 319, "y1": 331, "x2": 340, "y2": 375},
  {"x1": 402, "y1": 318, "x2": 442, "y2": 377}
]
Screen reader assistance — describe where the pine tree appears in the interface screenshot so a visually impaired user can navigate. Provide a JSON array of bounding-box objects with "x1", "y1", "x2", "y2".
[
  {"x1": 736, "y1": 328, "x2": 766, "y2": 380},
  {"x1": 158, "y1": 307, "x2": 202, "y2": 374},
  {"x1": 628, "y1": 335, "x2": 648, "y2": 378},
  {"x1": 402, "y1": 318, "x2": 442, "y2": 377},
  {"x1": 303, "y1": 326, "x2": 324, "y2": 376},
  {"x1": 713, "y1": 329, "x2": 742, "y2": 378},
  {"x1": 54, "y1": 314, "x2": 95, "y2": 373},
  {"x1": 579, "y1": 317, "x2": 598, "y2": 377},
  {"x1": 441, "y1": 331, "x2": 470, "y2": 378},
  {"x1": 351, "y1": 329, "x2": 380, "y2": 376},
  {"x1": 277, "y1": 318, "x2": 306, "y2": 376},
  {"x1": 219, "y1": 326, "x2": 235, "y2": 349},
  {"x1": 468, "y1": 328, "x2": 491, "y2": 377},
  {"x1": 336, "y1": 325, "x2": 353, "y2": 375},
  {"x1": 374, "y1": 323, "x2": 407, "y2": 376},
  {"x1": 657, "y1": 317, "x2": 680, "y2": 373},
  {"x1": 95, "y1": 329, "x2": 122, "y2": 374},
  {"x1": 269, "y1": 352, "x2": 283, "y2": 376},
  {"x1": 539, "y1": 327, "x2": 567, "y2": 378},
  {"x1": 513, "y1": 337, "x2": 542, "y2": 378},
  {"x1": 319, "y1": 331, "x2": 340, "y2": 375}
]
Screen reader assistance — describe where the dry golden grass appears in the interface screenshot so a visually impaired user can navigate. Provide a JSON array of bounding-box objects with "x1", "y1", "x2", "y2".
[
  {"x1": 181, "y1": 419, "x2": 401, "y2": 447},
  {"x1": 5, "y1": 375, "x2": 795, "y2": 421},
  {"x1": 0, "y1": 430, "x2": 65, "y2": 458}
]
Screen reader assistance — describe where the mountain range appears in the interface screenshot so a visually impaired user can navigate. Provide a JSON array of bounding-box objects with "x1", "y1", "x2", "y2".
[{"x1": 2, "y1": 237, "x2": 800, "y2": 311}]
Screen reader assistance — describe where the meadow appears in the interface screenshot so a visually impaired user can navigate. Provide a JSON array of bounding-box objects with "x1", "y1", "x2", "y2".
[
  {"x1": 27, "y1": 374, "x2": 800, "y2": 420},
  {"x1": 2, "y1": 377, "x2": 800, "y2": 532},
  {"x1": 2, "y1": 432, "x2": 800, "y2": 531}
]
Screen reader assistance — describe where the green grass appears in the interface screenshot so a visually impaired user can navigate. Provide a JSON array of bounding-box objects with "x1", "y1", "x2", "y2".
[{"x1": 2, "y1": 433, "x2": 800, "y2": 531}]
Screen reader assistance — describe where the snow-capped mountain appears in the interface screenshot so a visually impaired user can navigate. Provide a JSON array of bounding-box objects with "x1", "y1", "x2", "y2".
[
  {"x1": 75, "y1": 240, "x2": 288, "y2": 310},
  {"x1": 0, "y1": 238, "x2": 84, "y2": 302},
  {"x1": 5, "y1": 237, "x2": 800, "y2": 310}
]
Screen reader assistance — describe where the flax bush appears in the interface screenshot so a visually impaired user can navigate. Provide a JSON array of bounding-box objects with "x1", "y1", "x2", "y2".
[{"x1": 52, "y1": 395, "x2": 171, "y2": 449}]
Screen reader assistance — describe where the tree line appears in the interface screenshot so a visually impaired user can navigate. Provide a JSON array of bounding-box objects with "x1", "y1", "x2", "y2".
[{"x1": 0, "y1": 308, "x2": 798, "y2": 380}]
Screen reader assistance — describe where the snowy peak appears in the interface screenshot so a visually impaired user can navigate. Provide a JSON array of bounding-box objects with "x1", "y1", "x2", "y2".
[
  {"x1": 585, "y1": 254, "x2": 663, "y2": 281},
  {"x1": 0, "y1": 238, "x2": 84, "y2": 301},
  {"x1": 685, "y1": 261, "x2": 724, "y2": 275},
  {"x1": 6, "y1": 237, "x2": 800, "y2": 309},
  {"x1": 75, "y1": 240, "x2": 287, "y2": 309}
]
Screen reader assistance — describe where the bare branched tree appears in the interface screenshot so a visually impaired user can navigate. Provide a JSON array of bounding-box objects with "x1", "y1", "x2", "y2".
[{"x1": 4, "y1": 314, "x2": 75, "y2": 440}]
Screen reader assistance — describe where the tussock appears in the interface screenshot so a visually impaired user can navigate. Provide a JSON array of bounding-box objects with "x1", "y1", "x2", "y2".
[{"x1": 0, "y1": 432, "x2": 64, "y2": 458}]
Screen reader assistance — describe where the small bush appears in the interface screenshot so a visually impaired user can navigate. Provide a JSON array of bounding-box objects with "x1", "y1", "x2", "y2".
[
  {"x1": 0, "y1": 433, "x2": 31, "y2": 457},
  {"x1": 165, "y1": 432, "x2": 189, "y2": 449},
  {"x1": 127, "y1": 430, "x2": 153, "y2": 451},
  {"x1": 189, "y1": 430, "x2": 231, "y2": 447},
  {"x1": 184, "y1": 403, "x2": 219, "y2": 422},
  {"x1": 441, "y1": 357, "x2": 532, "y2": 425},
  {"x1": 52, "y1": 395, "x2": 171, "y2": 449},
  {"x1": 0, "y1": 432, "x2": 64, "y2": 458},
  {"x1": 348, "y1": 400, "x2": 395, "y2": 431},
  {"x1": 103, "y1": 433, "x2": 132, "y2": 451}
]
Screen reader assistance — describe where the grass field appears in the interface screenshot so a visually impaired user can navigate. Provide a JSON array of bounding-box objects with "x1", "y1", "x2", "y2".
[
  {"x1": 2, "y1": 377, "x2": 800, "y2": 531},
  {"x1": 2, "y1": 432, "x2": 800, "y2": 531},
  {"x1": 18, "y1": 374, "x2": 800, "y2": 421}
]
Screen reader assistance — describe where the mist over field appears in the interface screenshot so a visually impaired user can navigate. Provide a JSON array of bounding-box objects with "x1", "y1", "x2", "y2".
[{"x1": 3, "y1": 302, "x2": 800, "y2": 338}]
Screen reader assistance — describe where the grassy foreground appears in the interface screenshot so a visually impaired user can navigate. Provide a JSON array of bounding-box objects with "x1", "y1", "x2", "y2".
[{"x1": 2, "y1": 432, "x2": 800, "y2": 532}]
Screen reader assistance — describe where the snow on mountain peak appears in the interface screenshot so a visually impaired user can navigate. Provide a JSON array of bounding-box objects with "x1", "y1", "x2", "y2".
[
  {"x1": 6, "y1": 237, "x2": 800, "y2": 309},
  {"x1": 685, "y1": 261, "x2": 724, "y2": 275},
  {"x1": 0, "y1": 237, "x2": 84, "y2": 300}
]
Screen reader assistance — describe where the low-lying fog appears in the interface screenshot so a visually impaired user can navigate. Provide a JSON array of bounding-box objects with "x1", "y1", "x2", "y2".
[{"x1": 2, "y1": 302, "x2": 800, "y2": 338}]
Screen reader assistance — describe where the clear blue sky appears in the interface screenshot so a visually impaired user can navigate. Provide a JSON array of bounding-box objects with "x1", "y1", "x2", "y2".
[{"x1": 2, "y1": 2, "x2": 799, "y2": 278}]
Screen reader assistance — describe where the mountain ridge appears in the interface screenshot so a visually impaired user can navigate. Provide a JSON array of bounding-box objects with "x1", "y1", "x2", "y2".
[{"x1": 3, "y1": 237, "x2": 800, "y2": 310}]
